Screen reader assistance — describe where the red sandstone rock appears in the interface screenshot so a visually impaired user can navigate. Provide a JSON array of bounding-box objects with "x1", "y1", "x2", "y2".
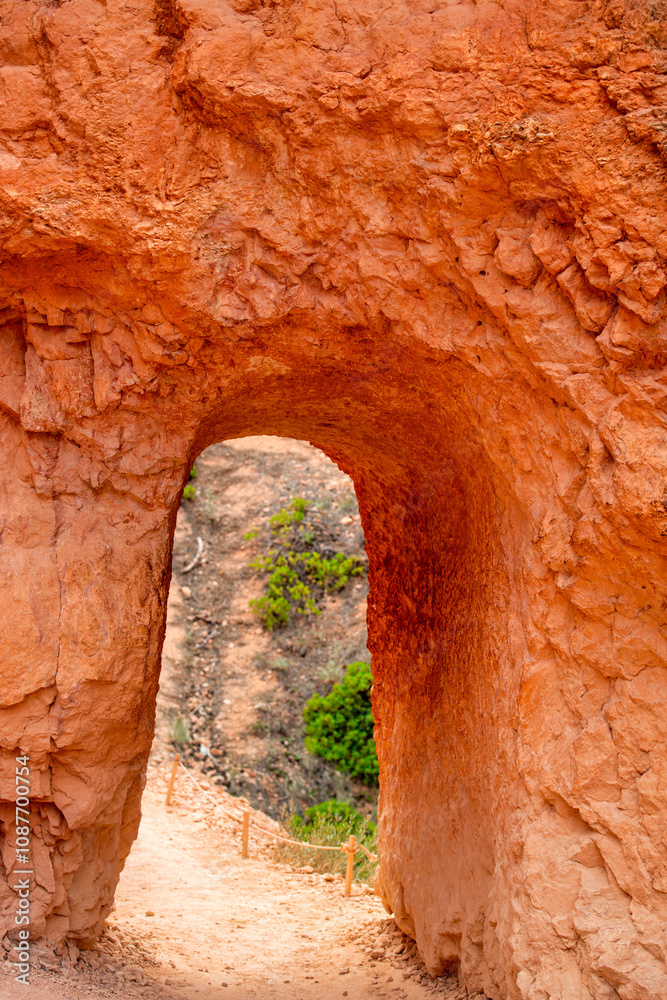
[{"x1": 1, "y1": 1, "x2": 666, "y2": 997}]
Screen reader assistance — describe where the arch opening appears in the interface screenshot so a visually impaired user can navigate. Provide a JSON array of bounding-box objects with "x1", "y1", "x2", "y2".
[
  {"x1": 2, "y1": 318, "x2": 522, "y2": 993},
  {"x1": 159, "y1": 331, "x2": 517, "y2": 983},
  {"x1": 155, "y1": 434, "x2": 374, "y2": 821}
]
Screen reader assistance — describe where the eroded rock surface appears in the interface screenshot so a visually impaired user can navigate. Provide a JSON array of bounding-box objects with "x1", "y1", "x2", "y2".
[{"x1": 0, "y1": 0, "x2": 666, "y2": 997}]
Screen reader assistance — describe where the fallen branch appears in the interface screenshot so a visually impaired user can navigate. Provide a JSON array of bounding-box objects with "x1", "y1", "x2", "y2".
[{"x1": 183, "y1": 537, "x2": 204, "y2": 573}]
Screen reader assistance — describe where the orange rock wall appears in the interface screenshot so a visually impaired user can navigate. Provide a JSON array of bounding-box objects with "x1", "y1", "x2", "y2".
[{"x1": 1, "y1": 0, "x2": 667, "y2": 997}]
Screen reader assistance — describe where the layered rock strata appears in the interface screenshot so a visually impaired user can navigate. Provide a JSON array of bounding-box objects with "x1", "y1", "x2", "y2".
[{"x1": 1, "y1": 1, "x2": 666, "y2": 997}]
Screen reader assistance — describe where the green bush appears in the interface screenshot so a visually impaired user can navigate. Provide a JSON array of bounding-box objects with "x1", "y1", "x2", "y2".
[
  {"x1": 270, "y1": 496, "x2": 308, "y2": 538},
  {"x1": 292, "y1": 799, "x2": 376, "y2": 838},
  {"x1": 168, "y1": 715, "x2": 190, "y2": 748},
  {"x1": 247, "y1": 498, "x2": 365, "y2": 629},
  {"x1": 276, "y1": 798, "x2": 377, "y2": 882},
  {"x1": 303, "y1": 661, "x2": 378, "y2": 785},
  {"x1": 180, "y1": 464, "x2": 198, "y2": 502}
]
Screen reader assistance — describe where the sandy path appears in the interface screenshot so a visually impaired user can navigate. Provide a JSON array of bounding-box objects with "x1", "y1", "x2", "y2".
[
  {"x1": 3, "y1": 766, "x2": 455, "y2": 1000},
  {"x1": 112, "y1": 770, "x2": 387, "y2": 1000}
]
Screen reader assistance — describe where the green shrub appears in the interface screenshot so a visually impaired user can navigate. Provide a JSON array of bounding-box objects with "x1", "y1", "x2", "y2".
[
  {"x1": 303, "y1": 661, "x2": 378, "y2": 785},
  {"x1": 247, "y1": 499, "x2": 365, "y2": 629},
  {"x1": 270, "y1": 496, "x2": 308, "y2": 538},
  {"x1": 180, "y1": 464, "x2": 198, "y2": 501},
  {"x1": 168, "y1": 715, "x2": 190, "y2": 748},
  {"x1": 292, "y1": 799, "x2": 376, "y2": 838},
  {"x1": 276, "y1": 798, "x2": 377, "y2": 882}
]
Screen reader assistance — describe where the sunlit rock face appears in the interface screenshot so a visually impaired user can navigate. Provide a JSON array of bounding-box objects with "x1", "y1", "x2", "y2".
[{"x1": 1, "y1": 0, "x2": 666, "y2": 995}]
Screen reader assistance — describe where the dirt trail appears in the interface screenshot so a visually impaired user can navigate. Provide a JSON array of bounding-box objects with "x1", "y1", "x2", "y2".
[
  {"x1": 4, "y1": 765, "x2": 463, "y2": 1000},
  {"x1": 111, "y1": 768, "x2": 391, "y2": 1000}
]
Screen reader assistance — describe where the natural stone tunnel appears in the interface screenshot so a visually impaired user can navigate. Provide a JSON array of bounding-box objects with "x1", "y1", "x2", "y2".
[{"x1": 1, "y1": 0, "x2": 667, "y2": 997}]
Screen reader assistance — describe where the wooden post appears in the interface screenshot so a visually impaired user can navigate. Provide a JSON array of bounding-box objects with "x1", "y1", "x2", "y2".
[
  {"x1": 242, "y1": 810, "x2": 250, "y2": 859},
  {"x1": 344, "y1": 835, "x2": 356, "y2": 896},
  {"x1": 165, "y1": 754, "x2": 181, "y2": 806}
]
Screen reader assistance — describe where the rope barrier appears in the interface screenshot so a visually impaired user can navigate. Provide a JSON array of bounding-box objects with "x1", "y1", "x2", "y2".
[
  {"x1": 176, "y1": 759, "x2": 244, "y2": 824},
  {"x1": 164, "y1": 754, "x2": 378, "y2": 893},
  {"x1": 355, "y1": 840, "x2": 378, "y2": 862}
]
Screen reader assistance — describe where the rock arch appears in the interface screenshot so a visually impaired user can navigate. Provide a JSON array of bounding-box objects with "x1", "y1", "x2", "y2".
[{"x1": 1, "y1": 0, "x2": 667, "y2": 997}]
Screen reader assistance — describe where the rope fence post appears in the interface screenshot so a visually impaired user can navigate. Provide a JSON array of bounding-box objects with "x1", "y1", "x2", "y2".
[
  {"x1": 242, "y1": 810, "x2": 250, "y2": 859},
  {"x1": 165, "y1": 754, "x2": 181, "y2": 806},
  {"x1": 343, "y1": 834, "x2": 357, "y2": 896}
]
